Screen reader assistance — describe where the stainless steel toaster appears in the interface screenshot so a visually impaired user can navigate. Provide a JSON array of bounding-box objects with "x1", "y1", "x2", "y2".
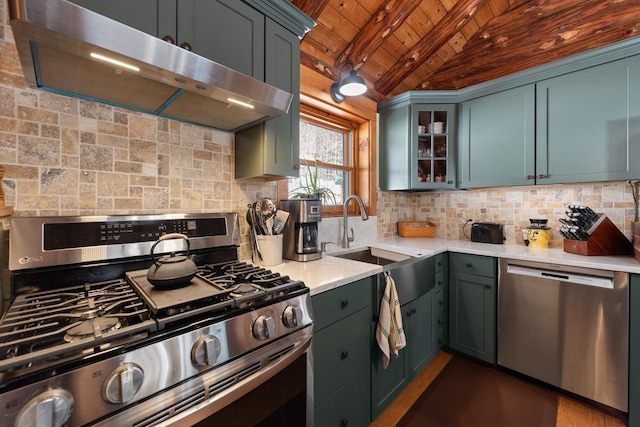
[{"x1": 471, "y1": 222, "x2": 505, "y2": 244}]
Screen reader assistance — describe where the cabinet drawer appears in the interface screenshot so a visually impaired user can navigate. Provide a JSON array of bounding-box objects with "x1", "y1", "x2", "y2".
[
  {"x1": 312, "y1": 278, "x2": 372, "y2": 331},
  {"x1": 449, "y1": 253, "x2": 496, "y2": 278},
  {"x1": 313, "y1": 308, "x2": 370, "y2": 405},
  {"x1": 315, "y1": 369, "x2": 370, "y2": 427}
]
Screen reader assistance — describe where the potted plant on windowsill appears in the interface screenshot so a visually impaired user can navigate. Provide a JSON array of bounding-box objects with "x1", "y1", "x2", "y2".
[{"x1": 288, "y1": 158, "x2": 337, "y2": 205}]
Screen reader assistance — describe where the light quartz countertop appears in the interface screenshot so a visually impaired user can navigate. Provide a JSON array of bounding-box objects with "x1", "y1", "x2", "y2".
[{"x1": 264, "y1": 237, "x2": 640, "y2": 296}]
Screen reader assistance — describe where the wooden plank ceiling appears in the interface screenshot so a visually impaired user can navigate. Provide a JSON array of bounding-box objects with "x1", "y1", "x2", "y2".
[{"x1": 292, "y1": 0, "x2": 640, "y2": 102}]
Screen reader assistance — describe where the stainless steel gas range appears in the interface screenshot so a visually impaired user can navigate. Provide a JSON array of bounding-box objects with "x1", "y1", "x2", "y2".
[{"x1": 0, "y1": 213, "x2": 313, "y2": 427}]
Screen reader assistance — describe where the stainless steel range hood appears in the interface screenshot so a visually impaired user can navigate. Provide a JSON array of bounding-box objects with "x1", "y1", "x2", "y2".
[{"x1": 8, "y1": 0, "x2": 293, "y2": 132}]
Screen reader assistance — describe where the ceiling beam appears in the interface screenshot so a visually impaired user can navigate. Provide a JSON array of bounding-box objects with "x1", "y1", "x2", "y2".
[
  {"x1": 374, "y1": 0, "x2": 490, "y2": 95},
  {"x1": 334, "y1": 0, "x2": 423, "y2": 70},
  {"x1": 421, "y1": 0, "x2": 640, "y2": 89}
]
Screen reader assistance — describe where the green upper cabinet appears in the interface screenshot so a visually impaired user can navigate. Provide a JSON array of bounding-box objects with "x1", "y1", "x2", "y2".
[
  {"x1": 536, "y1": 55, "x2": 640, "y2": 184},
  {"x1": 234, "y1": 19, "x2": 301, "y2": 179},
  {"x1": 379, "y1": 98, "x2": 457, "y2": 191},
  {"x1": 458, "y1": 54, "x2": 640, "y2": 188},
  {"x1": 458, "y1": 85, "x2": 535, "y2": 188}
]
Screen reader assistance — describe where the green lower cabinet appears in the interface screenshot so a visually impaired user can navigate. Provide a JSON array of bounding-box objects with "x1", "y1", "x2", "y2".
[
  {"x1": 630, "y1": 274, "x2": 640, "y2": 426},
  {"x1": 448, "y1": 253, "x2": 496, "y2": 364},
  {"x1": 311, "y1": 277, "x2": 373, "y2": 427},
  {"x1": 371, "y1": 287, "x2": 439, "y2": 419}
]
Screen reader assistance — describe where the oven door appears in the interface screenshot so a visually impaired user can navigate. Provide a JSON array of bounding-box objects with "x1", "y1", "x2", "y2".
[{"x1": 93, "y1": 328, "x2": 312, "y2": 427}]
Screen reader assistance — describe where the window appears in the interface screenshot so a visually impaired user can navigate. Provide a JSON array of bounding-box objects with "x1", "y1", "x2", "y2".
[
  {"x1": 278, "y1": 102, "x2": 375, "y2": 218},
  {"x1": 287, "y1": 116, "x2": 354, "y2": 206}
]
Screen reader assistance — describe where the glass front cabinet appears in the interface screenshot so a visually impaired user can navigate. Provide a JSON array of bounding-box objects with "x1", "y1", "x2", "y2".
[
  {"x1": 414, "y1": 105, "x2": 455, "y2": 189},
  {"x1": 379, "y1": 98, "x2": 456, "y2": 191}
]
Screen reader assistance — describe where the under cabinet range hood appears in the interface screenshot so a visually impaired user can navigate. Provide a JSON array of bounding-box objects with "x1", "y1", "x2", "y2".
[{"x1": 8, "y1": 0, "x2": 293, "y2": 132}]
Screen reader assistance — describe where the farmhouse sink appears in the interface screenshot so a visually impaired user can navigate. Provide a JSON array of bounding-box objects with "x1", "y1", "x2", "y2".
[
  {"x1": 331, "y1": 247, "x2": 434, "y2": 316},
  {"x1": 331, "y1": 247, "x2": 411, "y2": 266}
]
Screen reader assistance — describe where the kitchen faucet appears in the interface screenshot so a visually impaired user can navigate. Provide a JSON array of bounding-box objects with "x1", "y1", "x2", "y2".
[{"x1": 342, "y1": 195, "x2": 369, "y2": 248}]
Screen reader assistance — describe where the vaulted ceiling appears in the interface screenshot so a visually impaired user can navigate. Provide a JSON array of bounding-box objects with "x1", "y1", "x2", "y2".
[{"x1": 292, "y1": 0, "x2": 640, "y2": 103}]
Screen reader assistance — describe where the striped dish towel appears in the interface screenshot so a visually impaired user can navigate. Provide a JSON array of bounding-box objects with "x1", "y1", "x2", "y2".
[{"x1": 376, "y1": 274, "x2": 406, "y2": 369}]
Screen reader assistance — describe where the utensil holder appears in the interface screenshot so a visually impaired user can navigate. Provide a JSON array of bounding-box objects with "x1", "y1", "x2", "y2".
[{"x1": 563, "y1": 214, "x2": 633, "y2": 256}]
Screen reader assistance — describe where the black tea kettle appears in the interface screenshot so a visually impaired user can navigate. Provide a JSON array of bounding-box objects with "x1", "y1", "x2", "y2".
[{"x1": 146, "y1": 233, "x2": 197, "y2": 288}]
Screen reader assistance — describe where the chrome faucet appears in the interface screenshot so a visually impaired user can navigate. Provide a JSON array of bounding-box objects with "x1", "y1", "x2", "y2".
[{"x1": 342, "y1": 195, "x2": 369, "y2": 248}]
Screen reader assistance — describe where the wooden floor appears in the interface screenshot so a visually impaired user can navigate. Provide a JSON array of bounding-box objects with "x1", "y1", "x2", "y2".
[{"x1": 370, "y1": 351, "x2": 628, "y2": 427}]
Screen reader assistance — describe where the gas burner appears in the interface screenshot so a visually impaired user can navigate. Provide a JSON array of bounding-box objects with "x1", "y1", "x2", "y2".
[
  {"x1": 64, "y1": 318, "x2": 122, "y2": 343},
  {"x1": 230, "y1": 283, "x2": 261, "y2": 297},
  {"x1": 71, "y1": 302, "x2": 106, "y2": 320}
]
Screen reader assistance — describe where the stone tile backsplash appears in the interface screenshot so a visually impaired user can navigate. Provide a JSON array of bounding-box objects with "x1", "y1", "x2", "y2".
[{"x1": 377, "y1": 182, "x2": 638, "y2": 248}]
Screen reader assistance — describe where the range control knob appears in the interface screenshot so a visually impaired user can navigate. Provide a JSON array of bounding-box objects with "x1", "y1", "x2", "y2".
[
  {"x1": 191, "y1": 335, "x2": 221, "y2": 367},
  {"x1": 15, "y1": 389, "x2": 74, "y2": 427},
  {"x1": 252, "y1": 314, "x2": 276, "y2": 340},
  {"x1": 282, "y1": 305, "x2": 303, "y2": 328},
  {"x1": 102, "y1": 363, "x2": 144, "y2": 404}
]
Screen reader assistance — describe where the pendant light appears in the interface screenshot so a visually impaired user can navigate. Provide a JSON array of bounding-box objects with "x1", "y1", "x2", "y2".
[{"x1": 330, "y1": 62, "x2": 367, "y2": 103}]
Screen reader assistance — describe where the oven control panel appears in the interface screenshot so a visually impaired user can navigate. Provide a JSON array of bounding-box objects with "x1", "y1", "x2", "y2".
[{"x1": 9, "y1": 213, "x2": 240, "y2": 270}]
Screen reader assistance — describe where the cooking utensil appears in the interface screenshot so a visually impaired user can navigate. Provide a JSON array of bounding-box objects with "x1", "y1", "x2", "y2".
[
  {"x1": 246, "y1": 204, "x2": 262, "y2": 262},
  {"x1": 146, "y1": 233, "x2": 197, "y2": 288},
  {"x1": 255, "y1": 198, "x2": 276, "y2": 235},
  {"x1": 272, "y1": 209, "x2": 290, "y2": 235}
]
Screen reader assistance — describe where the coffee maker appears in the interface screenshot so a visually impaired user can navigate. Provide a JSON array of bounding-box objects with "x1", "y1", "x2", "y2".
[{"x1": 280, "y1": 199, "x2": 322, "y2": 261}]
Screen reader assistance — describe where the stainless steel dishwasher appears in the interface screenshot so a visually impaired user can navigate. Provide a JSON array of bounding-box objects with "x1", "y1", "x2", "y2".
[{"x1": 498, "y1": 258, "x2": 628, "y2": 412}]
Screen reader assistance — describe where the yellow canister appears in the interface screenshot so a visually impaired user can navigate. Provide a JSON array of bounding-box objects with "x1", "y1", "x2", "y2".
[{"x1": 527, "y1": 228, "x2": 551, "y2": 248}]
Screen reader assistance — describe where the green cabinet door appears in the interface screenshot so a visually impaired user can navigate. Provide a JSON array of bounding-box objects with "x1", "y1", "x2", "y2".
[
  {"x1": 448, "y1": 253, "x2": 496, "y2": 364},
  {"x1": 407, "y1": 290, "x2": 435, "y2": 379},
  {"x1": 536, "y1": 55, "x2": 640, "y2": 184},
  {"x1": 185, "y1": 0, "x2": 264, "y2": 79},
  {"x1": 67, "y1": 0, "x2": 167, "y2": 36},
  {"x1": 630, "y1": 274, "x2": 640, "y2": 427},
  {"x1": 370, "y1": 315, "x2": 410, "y2": 420},
  {"x1": 458, "y1": 85, "x2": 535, "y2": 188},
  {"x1": 379, "y1": 105, "x2": 412, "y2": 190}
]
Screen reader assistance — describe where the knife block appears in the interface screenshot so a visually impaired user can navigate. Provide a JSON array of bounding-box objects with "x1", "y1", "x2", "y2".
[{"x1": 563, "y1": 214, "x2": 633, "y2": 256}]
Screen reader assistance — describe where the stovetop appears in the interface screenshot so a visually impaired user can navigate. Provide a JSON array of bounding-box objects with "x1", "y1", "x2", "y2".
[{"x1": 0, "y1": 261, "x2": 305, "y2": 380}]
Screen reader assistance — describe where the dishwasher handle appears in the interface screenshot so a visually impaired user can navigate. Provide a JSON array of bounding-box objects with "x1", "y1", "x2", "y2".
[{"x1": 506, "y1": 264, "x2": 614, "y2": 289}]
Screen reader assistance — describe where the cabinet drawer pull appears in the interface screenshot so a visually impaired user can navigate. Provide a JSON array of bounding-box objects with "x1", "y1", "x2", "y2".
[
  {"x1": 538, "y1": 174, "x2": 547, "y2": 179},
  {"x1": 341, "y1": 420, "x2": 349, "y2": 427},
  {"x1": 484, "y1": 284, "x2": 492, "y2": 289},
  {"x1": 180, "y1": 41, "x2": 192, "y2": 51},
  {"x1": 340, "y1": 351, "x2": 349, "y2": 360},
  {"x1": 411, "y1": 308, "x2": 416, "y2": 314},
  {"x1": 162, "y1": 35, "x2": 175, "y2": 44},
  {"x1": 406, "y1": 310, "x2": 412, "y2": 317},
  {"x1": 340, "y1": 299, "x2": 349, "y2": 309},
  {"x1": 438, "y1": 300, "x2": 443, "y2": 306},
  {"x1": 465, "y1": 263, "x2": 473, "y2": 268},
  {"x1": 526, "y1": 175, "x2": 534, "y2": 180}
]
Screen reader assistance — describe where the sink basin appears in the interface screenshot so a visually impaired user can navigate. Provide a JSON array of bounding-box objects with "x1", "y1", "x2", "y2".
[{"x1": 331, "y1": 247, "x2": 411, "y2": 266}]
